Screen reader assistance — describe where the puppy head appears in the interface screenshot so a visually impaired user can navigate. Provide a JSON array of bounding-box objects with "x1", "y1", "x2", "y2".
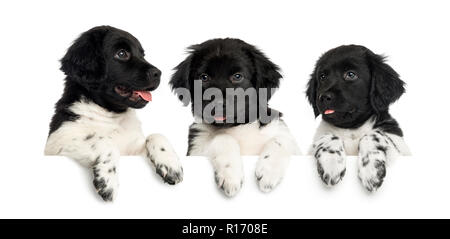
[
  {"x1": 306, "y1": 45, "x2": 405, "y2": 128},
  {"x1": 170, "y1": 38, "x2": 281, "y2": 127},
  {"x1": 61, "y1": 26, "x2": 161, "y2": 111}
]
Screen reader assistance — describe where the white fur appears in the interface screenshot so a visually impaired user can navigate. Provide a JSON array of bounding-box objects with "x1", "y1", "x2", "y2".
[
  {"x1": 45, "y1": 98, "x2": 182, "y2": 201},
  {"x1": 313, "y1": 133, "x2": 346, "y2": 186},
  {"x1": 189, "y1": 118, "x2": 300, "y2": 196},
  {"x1": 309, "y1": 117, "x2": 410, "y2": 191},
  {"x1": 145, "y1": 134, "x2": 183, "y2": 185},
  {"x1": 310, "y1": 119, "x2": 410, "y2": 156}
]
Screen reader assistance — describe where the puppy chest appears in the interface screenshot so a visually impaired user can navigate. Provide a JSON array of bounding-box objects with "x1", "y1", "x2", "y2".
[
  {"x1": 338, "y1": 127, "x2": 373, "y2": 156},
  {"x1": 78, "y1": 119, "x2": 144, "y2": 154},
  {"x1": 114, "y1": 126, "x2": 145, "y2": 155},
  {"x1": 112, "y1": 118, "x2": 145, "y2": 155},
  {"x1": 321, "y1": 119, "x2": 376, "y2": 156},
  {"x1": 342, "y1": 136, "x2": 359, "y2": 155},
  {"x1": 77, "y1": 113, "x2": 144, "y2": 155},
  {"x1": 226, "y1": 125, "x2": 270, "y2": 155}
]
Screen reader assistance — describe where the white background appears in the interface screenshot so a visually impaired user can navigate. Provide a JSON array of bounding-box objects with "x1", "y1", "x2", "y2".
[{"x1": 0, "y1": 0, "x2": 449, "y2": 218}]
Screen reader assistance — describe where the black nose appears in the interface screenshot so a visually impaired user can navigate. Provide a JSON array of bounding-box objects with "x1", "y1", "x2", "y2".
[
  {"x1": 145, "y1": 68, "x2": 161, "y2": 91},
  {"x1": 148, "y1": 68, "x2": 161, "y2": 80},
  {"x1": 319, "y1": 92, "x2": 334, "y2": 103}
]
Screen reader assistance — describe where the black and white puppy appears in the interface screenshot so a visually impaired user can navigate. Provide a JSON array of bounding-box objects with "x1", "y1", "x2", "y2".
[
  {"x1": 306, "y1": 45, "x2": 410, "y2": 192},
  {"x1": 45, "y1": 26, "x2": 183, "y2": 201},
  {"x1": 170, "y1": 39, "x2": 299, "y2": 197}
]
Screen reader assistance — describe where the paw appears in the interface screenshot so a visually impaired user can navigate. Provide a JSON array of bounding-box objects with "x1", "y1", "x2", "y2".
[
  {"x1": 154, "y1": 160, "x2": 183, "y2": 185},
  {"x1": 317, "y1": 157, "x2": 346, "y2": 186},
  {"x1": 146, "y1": 135, "x2": 183, "y2": 185},
  {"x1": 358, "y1": 155, "x2": 386, "y2": 192},
  {"x1": 255, "y1": 156, "x2": 286, "y2": 193},
  {"x1": 313, "y1": 135, "x2": 346, "y2": 186},
  {"x1": 214, "y1": 166, "x2": 244, "y2": 197},
  {"x1": 92, "y1": 165, "x2": 118, "y2": 202}
]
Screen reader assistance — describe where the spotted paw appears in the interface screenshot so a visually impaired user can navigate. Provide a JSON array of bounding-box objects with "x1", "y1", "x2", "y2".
[
  {"x1": 146, "y1": 134, "x2": 183, "y2": 185},
  {"x1": 214, "y1": 167, "x2": 244, "y2": 197},
  {"x1": 358, "y1": 157, "x2": 386, "y2": 192},
  {"x1": 155, "y1": 162, "x2": 183, "y2": 185},
  {"x1": 313, "y1": 134, "x2": 346, "y2": 187},
  {"x1": 92, "y1": 165, "x2": 118, "y2": 202},
  {"x1": 255, "y1": 156, "x2": 286, "y2": 193},
  {"x1": 317, "y1": 158, "x2": 346, "y2": 186}
]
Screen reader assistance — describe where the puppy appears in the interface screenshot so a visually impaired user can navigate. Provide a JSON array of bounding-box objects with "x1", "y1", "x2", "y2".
[
  {"x1": 306, "y1": 45, "x2": 410, "y2": 192},
  {"x1": 45, "y1": 26, "x2": 183, "y2": 201},
  {"x1": 170, "y1": 39, "x2": 299, "y2": 197}
]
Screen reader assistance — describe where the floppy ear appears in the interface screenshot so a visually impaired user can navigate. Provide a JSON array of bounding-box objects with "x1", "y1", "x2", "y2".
[
  {"x1": 306, "y1": 69, "x2": 320, "y2": 117},
  {"x1": 60, "y1": 27, "x2": 108, "y2": 90},
  {"x1": 366, "y1": 50, "x2": 405, "y2": 113},
  {"x1": 169, "y1": 54, "x2": 193, "y2": 102},
  {"x1": 246, "y1": 46, "x2": 282, "y2": 100}
]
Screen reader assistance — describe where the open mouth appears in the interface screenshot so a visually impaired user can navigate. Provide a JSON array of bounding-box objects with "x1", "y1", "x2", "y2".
[
  {"x1": 213, "y1": 116, "x2": 227, "y2": 122},
  {"x1": 114, "y1": 86, "x2": 152, "y2": 102},
  {"x1": 324, "y1": 109, "x2": 335, "y2": 115}
]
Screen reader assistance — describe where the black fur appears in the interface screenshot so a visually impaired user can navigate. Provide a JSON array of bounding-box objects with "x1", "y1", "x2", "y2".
[
  {"x1": 49, "y1": 26, "x2": 161, "y2": 135},
  {"x1": 187, "y1": 124, "x2": 201, "y2": 155},
  {"x1": 170, "y1": 38, "x2": 282, "y2": 128},
  {"x1": 306, "y1": 45, "x2": 405, "y2": 135}
]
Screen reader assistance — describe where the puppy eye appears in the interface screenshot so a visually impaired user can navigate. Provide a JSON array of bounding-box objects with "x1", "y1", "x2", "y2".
[
  {"x1": 200, "y1": 73, "x2": 209, "y2": 82},
  {"x1": 319, "y1": 73, "x2": 326, "y2": 81},
  {"x1": 344, "y1": 71, "x2": 358, "y2": 81},
  {"x1": 231, "y1": 73, "x2": 244, "y2": 83},
  {"x1": 115, "y1": 49, "x2": 130, "y2": 61}
]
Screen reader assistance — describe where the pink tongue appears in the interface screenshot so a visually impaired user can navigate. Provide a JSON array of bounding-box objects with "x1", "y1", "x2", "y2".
[
  {"x1": 134, "y1": 91, "x2": 152, "y2": 102},
  {"x1": 214, "y1": 116, "x2": 226, "y2": 121},
  {"x1": 324, "y1": 109, "x2": 335, "y2": 115}
]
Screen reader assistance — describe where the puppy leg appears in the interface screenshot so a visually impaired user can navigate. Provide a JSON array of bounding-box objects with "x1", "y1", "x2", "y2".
[
  {"x1": 208, "y1": 134, "x2": 244, "y2": 197},
  {"x1": 146, "y1": 134, "x2": 183, "y2": 185},
  {"x1": 255, "y1": 137, "x2": 293, "y2": 193},
  {"x1": 313, "y1": 134, "x2": 346, "y2": 186},
  {"x1": 54, "y1": 136, "x2": 120, "y2": 202},
  {"x1": 358, "y1": 131, "x2": 397, "y2": 192},
  {"x1": 91, "y1": 149, "x2": 120, "y2": 201}
]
